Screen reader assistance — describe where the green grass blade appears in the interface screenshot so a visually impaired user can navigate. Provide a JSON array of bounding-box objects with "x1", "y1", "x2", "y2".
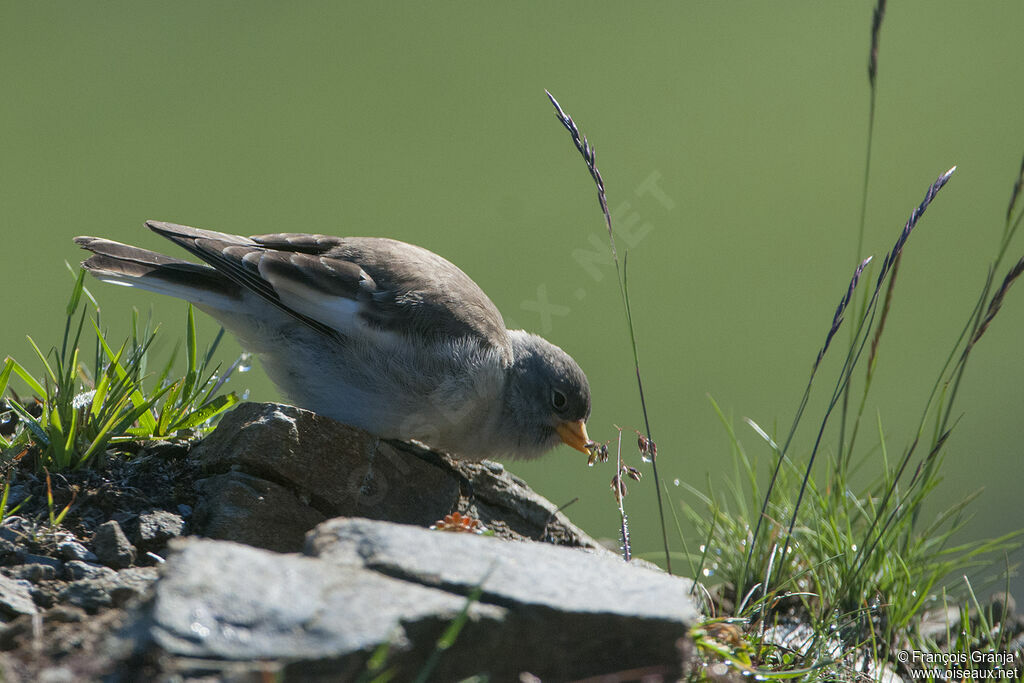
[
  {"x1": 202, "y1": 327, "x2": 226, "y2": 368},
  {"x1": 60, "y1": 269, "x2": 87, "y2": 368},
  {"x1": 92, "y1": 319, "x2": 158, "y2": 434},
  {"x1": 63, "y1": 405, "x2": 78, "y2": 459},
  {"x1": 63, "y1": 346, "x2": 80, "y2": 397},
  {"x1": 25, "y1": 337, "x2": 58, "y2": 386},
  {"x1": 90, "y1": 369, "x2": 112, "y2": 419},
  {"x1": 77, "y1": 383, "x2": 173, "y2": 466},
  {"x1": 355, "y1": 637, "x2": 398, "y2": 683},
  {"x1": 169, "y1": 392, "x2": 239, "y2": 432},
  {"x1": 0, "y1": 359, "x2": 12, "y2": 399},
  {"x1": 0, "y1": 480, "x2": 10, "y2": 521},
  {"x1": 7, "y1": 397, "x2": 50, "y2": 447},
  {"x1": 155, "y1": 380, "x2": 183, "y2": 435},
  {"x1": 112, "y1": 381, "x2": 174, "y2": 435},
  {"x1": 2, "y1": 357, "x2": 47, "y2": 399},
  {"x1": 153, "y1": 343, "x2": 180, "y2": 395},
  {"x1": 182, "y1": 304, "x2": 198, "y2": 402},
  {"x1": 198, "y1": 362, "x2": 225, "y2": 404}
]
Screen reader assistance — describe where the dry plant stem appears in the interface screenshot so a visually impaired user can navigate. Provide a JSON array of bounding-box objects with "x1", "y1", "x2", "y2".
[
  {"x1": 546, "y1": 90, "x2": 671, "y2": 574},
  {"x1": 614, "y1": 427, "x2": 631, "y2": 561},
  {"x1": 622, "y1": 254, "x2": 670, "y2": 566}
]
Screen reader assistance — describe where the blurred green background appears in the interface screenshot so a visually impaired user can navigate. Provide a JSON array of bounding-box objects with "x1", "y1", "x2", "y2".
[{"x1": 3, "y1": 3, "x2": 1022, "y2": 598}]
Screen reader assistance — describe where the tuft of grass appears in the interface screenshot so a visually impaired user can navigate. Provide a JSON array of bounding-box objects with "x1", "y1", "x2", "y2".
[
  {"x1": 673, "y1": 1, "x2": 1024, "y2": 673},
  {"x1": 0, "y1": 270, "x2": 242, "y2": 472},
  {"x1": 676, "y1": 155, "x2": 1024, "y2": 675}
]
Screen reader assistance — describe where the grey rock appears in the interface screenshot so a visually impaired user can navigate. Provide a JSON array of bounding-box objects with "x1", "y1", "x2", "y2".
[
  {"x1": 146, "y1": 539, "x2": 506, "y2": 663},
  {"x1": 7, "y1": 554, "x2": 62, "y2": 583},
  {"x1": 917, "y1": 605, "x2": 962, "y2": 643},
  {"x1": 0, "y1": 614, "x2": 35, "y2": 653},
  {"x1": 0, "y1": 517, "x2": 31, "y2": 541},
  {"x1": 65, "y1": 561, "x2": 116, "y2": 582},
  {"x1": 309, "y1": 517, "x2": 695, "y2": 621},
  {"x1": 4, "y1": 485, "x2": 28, "y2": 507},
  {"x1": 106, "y1": 567, "x2": 159, "y2": 607},
  {"x1": 190, "y1": 402, "x2": 603, "y2": 553},
  {"x1": 129, "y1": 520, "x2": 695, "y2": 680},
  {"x1": 92, "y1": 520, "x2": 136, "y2": 569},
  {"x1": 59, "y1": 580, "x2": 119, "y2": 613},
  {"x1": 57, "y1": 540, "x2": 98, "y2": 563},
  {"x1": 59, "y1": 567, "x2": 158, "y2": 613},
  {"x1": 0, "y1": 522, "x2": 28, "y2": 565},
  {"x1": 193, "y1": 472, "x2": 326, "y2": 553},
  {"x1": 0, "y1": 527, "x2": 18, "y2": 545},
  {"x1": 0, "y1": 576, "x2": 37, "y2": 618},
  {"x1": 0, "y1": 537, "x2": 23, "y2": 564},
  {"x1": 192, "y1": 402, "x2": 460, "y2": 525},
  {"x1": 445, "y1": 457, "x2": 600, "y2": 547},
  {"x1": 44, "y1": 605, "x2": 87, "y2": 623},
  {"x1": 37, "y1": 667, "x2": 76, "y2": 683},
  {"x1": 132, "y1": 510, "x2": 186, "y2": 550}
]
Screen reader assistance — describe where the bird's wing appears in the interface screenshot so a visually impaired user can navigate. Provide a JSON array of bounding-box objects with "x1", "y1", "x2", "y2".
[{"x1": 145, "y1": 221, "x2": 510, "y2": 352}]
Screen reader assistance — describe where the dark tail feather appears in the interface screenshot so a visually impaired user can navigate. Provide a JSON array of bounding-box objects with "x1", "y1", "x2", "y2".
[{"x1": 74, "y1": 235, "x2": 241, "y2": 307}]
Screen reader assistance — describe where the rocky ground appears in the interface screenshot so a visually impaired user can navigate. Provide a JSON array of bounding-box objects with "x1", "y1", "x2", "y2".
[
  {"x1": 0, "y1": 402, "x2": 699, "y2": 681},
  {"x1": 0, "y1": 440, "x2": 196, "y2": 680},
  {"x1": 1, "y1": 402, "x2": 1020, "y2": 682}
]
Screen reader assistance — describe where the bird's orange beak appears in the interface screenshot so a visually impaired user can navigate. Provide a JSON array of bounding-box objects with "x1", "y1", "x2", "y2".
[{"x1": 556, "y1": 419, "x2": 591, "y2": 455}]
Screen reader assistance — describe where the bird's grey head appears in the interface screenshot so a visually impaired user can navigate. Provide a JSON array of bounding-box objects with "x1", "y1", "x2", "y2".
[{"x1": 503, "y1": 330, "x2": 591, "y2": 459}]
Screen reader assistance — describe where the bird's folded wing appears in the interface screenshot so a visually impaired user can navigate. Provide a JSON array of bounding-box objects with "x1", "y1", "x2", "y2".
[{"x1": 146, "y1": 221, "x2": 509, "y2": 352}]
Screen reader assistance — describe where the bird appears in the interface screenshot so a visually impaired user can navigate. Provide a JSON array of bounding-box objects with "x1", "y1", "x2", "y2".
[{"x1": 74, "y1": 221, "x2": 592, "y2": 460}]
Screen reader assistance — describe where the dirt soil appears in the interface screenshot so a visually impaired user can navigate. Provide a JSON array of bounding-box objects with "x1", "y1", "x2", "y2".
[{"x1": 0, "y1": 439, "x2": 199, "y2": 681}]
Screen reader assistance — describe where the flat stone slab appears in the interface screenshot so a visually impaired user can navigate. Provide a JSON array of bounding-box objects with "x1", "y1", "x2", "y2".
[
  {"x1": 125, "y1": 517, "x2": 697, "y2": 680},
  {"x1": 309, "y1": 517, "x2": 696, "y2": 621},
  {"x1": 148, "y1": 538, "x2": 506, "y2": 666}
]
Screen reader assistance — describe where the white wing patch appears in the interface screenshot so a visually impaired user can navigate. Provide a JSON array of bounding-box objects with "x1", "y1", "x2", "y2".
[{"x1": 257, "y1": 257, "x2": 400, "y2": 345}]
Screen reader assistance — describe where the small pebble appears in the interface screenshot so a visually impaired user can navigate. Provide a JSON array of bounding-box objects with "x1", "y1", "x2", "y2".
[
  {"x1": 57, "y1": 540, "x2": 99, "y2": 563},
  {"x1": 92, "y1": 520, "x2": 137, "y2": 569},
  {"x1": 64, "y1": 561, "x2": 115, "y2": 582}
]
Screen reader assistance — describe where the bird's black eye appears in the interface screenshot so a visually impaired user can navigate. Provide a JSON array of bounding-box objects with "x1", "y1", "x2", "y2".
[{"x1": 551, "y1": 388, "x2": 568, "y2": 411}]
